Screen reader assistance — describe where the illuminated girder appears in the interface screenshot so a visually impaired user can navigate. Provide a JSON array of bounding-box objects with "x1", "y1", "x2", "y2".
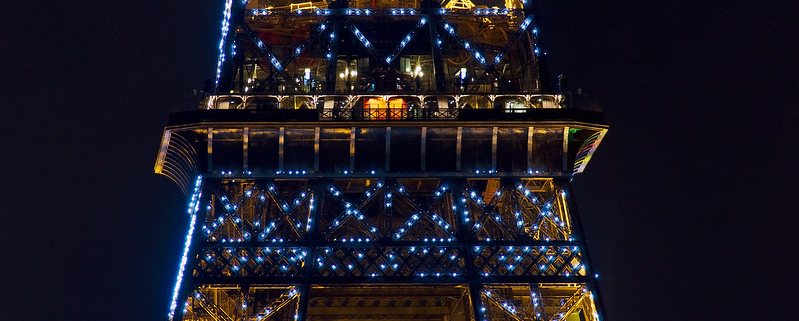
[
  {"x1": 159, "y1": 1, "x2": 607, "y2": 320},
  {"x1": 157, "y1": 113, "x2": 607, "y2": 321},
  {"x1": 167, "y1": 176, "x2": 601, "y2": 321},
  {"x1": 213, "y1": 0, "x2": 543, "y2": 94}
]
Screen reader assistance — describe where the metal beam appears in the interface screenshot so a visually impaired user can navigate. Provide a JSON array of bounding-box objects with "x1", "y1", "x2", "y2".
[
  {"x1": 343, "y1": 19, "x2": 385, "y2": 65},
  {"x1": 281, "y1": 22, "x2": 330, "y2": 69},
  {"x1": 489, "y1": 14, "x2": 535, "y2": 70},
  {"x1": 385, "y1": 127, "x2": 391, "y2": 171},
  {"x1": 195, "y1": 239, "x2": 586, "y2": 248},
  {"x1": 325, "y1": 19, "x2": 342, "y2": 92},
  {"x1": 427, "y1": 14, "x2": 447, "y2": 91},
  {"x1": 215, "y1": 0, "x2": 247, "y2": 93},
  {"x1": 438, "y1": 20, "x2": 489, "y2": 69},
  {"x1": 456, "y1": 126, "x2": 462, "y2": 171},
  {"x1": 307, "y1": 307, "x2": 452, "y2": 314},
  {"x1": 421, "y1": 126, "x2": 427, "y2": 171},
  {"x1": 239, "y1": 22, "x2": 289, "y2": 77},
  {"x1": 384, "y1": 17, "x2": 429, "y2": 65},
  {"x1": 189, "y1": 275, "x2": 594, "y2": 285},
  {"x1": 170, "y1": 181, "x2": 208, "y2": 321}
]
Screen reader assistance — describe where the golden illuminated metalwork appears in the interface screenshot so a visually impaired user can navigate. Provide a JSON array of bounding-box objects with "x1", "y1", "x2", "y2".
[{"x1": 156, "y1": 0, "x2": 608, "y2": 320}]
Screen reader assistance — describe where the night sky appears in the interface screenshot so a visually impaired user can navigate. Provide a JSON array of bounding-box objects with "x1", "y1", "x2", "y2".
[{"x1": 3, "y1": 1, "x2": 799, "y2": 320}]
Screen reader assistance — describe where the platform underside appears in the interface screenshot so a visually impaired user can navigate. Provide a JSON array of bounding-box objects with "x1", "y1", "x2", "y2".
[{"x1": 155, "y1": 121, "x2": 606, "y2": 194}]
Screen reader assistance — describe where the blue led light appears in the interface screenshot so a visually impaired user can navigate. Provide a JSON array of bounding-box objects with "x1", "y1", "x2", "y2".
[
  {"x1": 214, "y1": 0, "x2": 234, "y2": 86},
  {"x1": 167, "y1": 176, "x2": 203, "y2": 320}
]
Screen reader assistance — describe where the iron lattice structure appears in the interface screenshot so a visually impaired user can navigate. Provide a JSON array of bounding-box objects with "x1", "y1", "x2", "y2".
[{"x1": 156, "y1": 0, "x2": 608, "y2": 320}]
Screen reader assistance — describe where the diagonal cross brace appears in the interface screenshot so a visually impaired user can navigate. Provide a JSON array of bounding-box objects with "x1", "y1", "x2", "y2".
[
  {"x1": 193, "y1": 291, "x2": 236, "y2": 321},
  {"x1": 325, "y1": 186, "x2": 381, "y2": 239},
  {"x1": 343, "y1": 19, "x2": 386, "y2": 66},
  {"x1": 239, "y1": 22, "x2": 290, "y2": 77},
  {"x1": 281, "y1": 21, "x2": 331, "y2": 69},
  {"x1": 206, "y1": 192, "x2": 253, "y2": 240},
  {"x1": 392, "y1": 186, "x2": 457, "y2": 241},
  {"x1": 259, "y1": 189, "x2": 309, "y2": 241},
  {"x1": 439, "y1": 20, "x2": 489, "y2": 68},
  {"x1": 482, "y1": 289, "x2": 525, "y2": 321},
  {"x1": 392, "y1": 212, "x2": 457, "y2": 240},
  {"x1": 489, "y1": 14, "x2": 535, "y2": 69},
  {"x1": 384, "y1": 17, "x2": 429, "y2": 65},
  {"x1": 257, "y1": 287, "x2": 300, "y2": 320}
]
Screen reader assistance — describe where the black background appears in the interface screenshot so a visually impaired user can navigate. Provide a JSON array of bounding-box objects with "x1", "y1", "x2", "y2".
[{"x1": 3, "y1": 1, "x2": 799, "y2": 320}]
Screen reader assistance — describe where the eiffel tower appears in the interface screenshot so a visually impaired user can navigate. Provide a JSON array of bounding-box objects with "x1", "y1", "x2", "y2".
[{"x1": 155, "y1": 0, "x2": 608, "y2": 320}]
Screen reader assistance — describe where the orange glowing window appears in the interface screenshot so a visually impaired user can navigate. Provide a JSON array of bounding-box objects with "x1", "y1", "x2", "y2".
[
  {"x1": 364, "y1": 98, "x2": 407, "y2": 119},
  {"x1": 365, "y1": 98, "x2": 384, "y2": 109},
  {"x1": 389, "y1": 98, "x2": 405, "y2": 109}
]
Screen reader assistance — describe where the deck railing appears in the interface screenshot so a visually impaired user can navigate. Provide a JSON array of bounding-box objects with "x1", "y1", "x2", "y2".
[{"x1": 199, "y1": 92, "x2": 600, "y2": 121}]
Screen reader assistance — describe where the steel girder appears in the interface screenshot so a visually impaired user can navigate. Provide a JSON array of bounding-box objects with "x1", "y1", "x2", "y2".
[{"x1": 168, "y1": 177, "x2": 602, "y2": 321}]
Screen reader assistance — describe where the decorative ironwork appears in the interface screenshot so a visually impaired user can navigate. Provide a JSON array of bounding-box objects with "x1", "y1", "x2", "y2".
[
  {"x1": 158, "y1": 0, "x2": 608, "y2": 320},
  {"x1": 184, "y1": 286, "x2": 302, "y2": 321},
  {"x1": 195, "y1": 246, "x2": 307, "y2": 278},
  {"x1": 162, "y1": 176, "x2": 603, "y2": 319},
  {"x1": 463, "y1": 178, "x2": 573, "y2": 241},
  {"x1": 474, "y1": 245, "x2": 584, "y2": 277},
  {"x1": 315, "y1": 246, "x2": 465, "y2": 278},
  {"x1": 201, "y1": 181, "x2": 313, "y2": 243}
]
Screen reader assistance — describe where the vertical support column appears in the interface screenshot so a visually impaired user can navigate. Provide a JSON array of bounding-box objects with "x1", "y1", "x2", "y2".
[
  {"x1": 385, "y1": 127, "x2": 391, "y2": 172},
  {"x1": 562, "y1": 127, "x2": 570, "y2": 172},
  {"x1": 296, "y1": 264, "x2": 312, "y2": 321},
  {"x1": 529, "y1": 284, "x2": 545, "y2": 319},
  {"x1": 421, "y1": 127, "x2": 427, "y2": 172},
  {"x1": 238, "y1": 46, "x2": 246, "y2": 92},
  {"x1": 523, "y1": 4, "x2": 542, "y2": 91},
  {"x1": 325, "y1": 19, "x2": 341, "y2": 92},
  {"x1": 235, "y1": 286, "x2": 249, "y2": 321},
  {"x1": 215, "y1": 0, "x2": 246, "y2": 93},
  {"x1": 279, "y1": 127, "x2": 285, "y2": 172},
  {"x1": 456, "y1": 127, "x2": 463, "y2": 172},
  {"x1": 243, "y1": 127, "x2": 249, "y2": 172},
  {"x1": 349, "y1": 127, "x2": 356, "y2": 172},
  {"x1": 451, "y1": 179, "x2": 484, "y2": 321},
  {"x1": 521, "y1": 24, "x2": 537, "y2": 92},
  {"x1": 298, "y1": 180, "x2": 325, "y2": 321},
  {"x1": 314, "y1": 127, "x2": 320, "y2": 173},
  {"x1": 527, "y1": 126, "x2": 534, "y2": 172},
  {"x1": 468, "y1": 283, "x2": 486, "y2": 321},
  {"x1": 491, "y1": 127, "x2": 498, "y2": 171},
  {"x1": 428, "y1": 15, "x2": 446, "y2": 91},
  {"x1": 207, "y1": 128, "x2": 213, "y2": 173},
  {"x1": 384, "y1": 178, "x2": 395, "y2": 221}
]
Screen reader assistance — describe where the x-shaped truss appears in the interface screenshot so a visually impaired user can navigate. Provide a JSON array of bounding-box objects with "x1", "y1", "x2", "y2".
[
  {"x1": 202, "y1": 184, "x2": 312, "y2": 242},
  {"x1": 325, "y1": 181, "x2": 458, "y2": 241},
  {"x1": 216, "y1": 0, "x2": 541, "y2": 89}
]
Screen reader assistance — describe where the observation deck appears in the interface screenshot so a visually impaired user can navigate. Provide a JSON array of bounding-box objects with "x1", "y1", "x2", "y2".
[{"x1": 156, "y1": 92, "x2": 605, "y2": 194}]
